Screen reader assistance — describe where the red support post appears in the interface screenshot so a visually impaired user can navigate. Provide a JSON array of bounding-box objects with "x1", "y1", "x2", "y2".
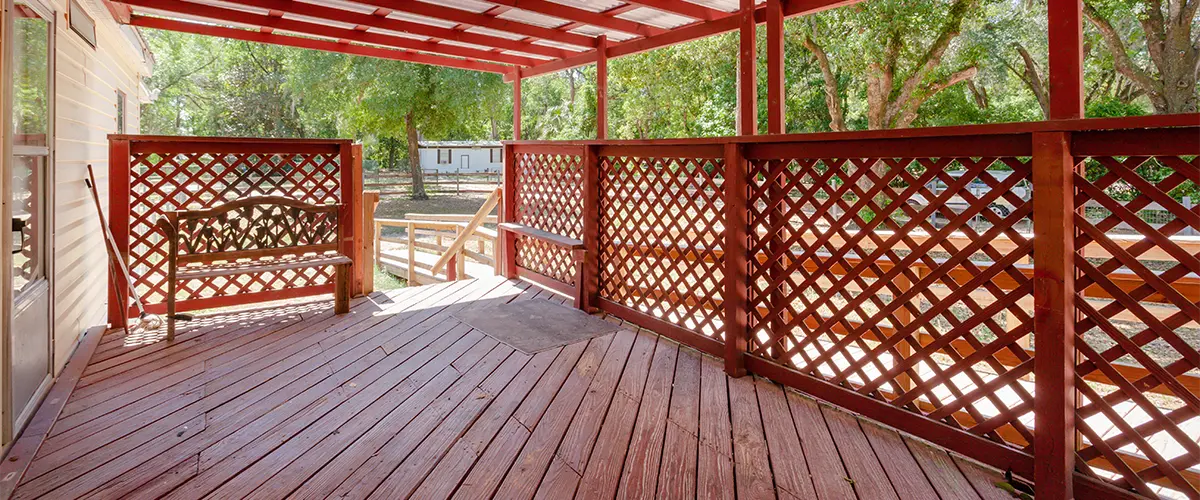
[
  {"x1": 107, "y1": 138, "x2": 131, "y2": 325},
  {"x1": 765, "y1": 0, "x2": 785, "y2": 134},
  {"x1": 581, "y1": 145, "x2": 601, "y2": 312},
  {"x1": 737, "y1": 0, "x2": 757, "y2": 135},
  {"x1": 1032, "y1": 131, "x2": 1077, "y2": 500},
  {"x1": 723, "y1": 142, "x2": 748, "y2": 377},
  {"x1": 1047, "y1": 0, "x2": 1084, "y2": 119},
  {"x1": 513, "y1": 70, "x2": 523, "y2": 140},
  {"x1": 338, "y1": 142, "x2": 358, "y2": 296},
  {"x1": 349, "y1": 143, "x2": 365, "y2": 296},
  {"x1": 597, "y1": 36, "x2": 609, "y2": 140},
  {"x1": 501, "y1": 144, "x2": 519, "y2": 278}
]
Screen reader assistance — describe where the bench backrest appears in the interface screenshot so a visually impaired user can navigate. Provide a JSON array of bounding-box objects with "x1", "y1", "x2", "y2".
[{"x1": 158, "y1": 196, "x2": 342, "y2": 265}]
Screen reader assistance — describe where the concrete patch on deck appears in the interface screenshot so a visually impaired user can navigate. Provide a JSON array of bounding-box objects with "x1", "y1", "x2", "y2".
[{"x1": 453, "y1": 300, "x2": 619, "y2": 354}]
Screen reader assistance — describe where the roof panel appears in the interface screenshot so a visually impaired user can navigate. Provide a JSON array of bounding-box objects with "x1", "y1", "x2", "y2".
[
  {"x1": 614, "y1": 8, "x2": 694, "y2": 29},
  {"x1": 422, "y1": 0, "x2": 495, "y2": 15},
  {"x1": 495, "y1": 8, "x2": 571, "y2": 29},
  {"x1": 386, "y1": 10, "x2": 461, "y2": 29},
  {"x1": 545, "y1": 0, "x2": 625, "y2": 13}
]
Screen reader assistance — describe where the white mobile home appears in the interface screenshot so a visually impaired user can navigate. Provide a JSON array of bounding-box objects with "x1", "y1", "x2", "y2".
[
  {"x1": 417, "y1": 141, "x2": 502, "y2": 174},
  {"x1": 1, "y1": 0, "x2": 150, "y2": 444}
]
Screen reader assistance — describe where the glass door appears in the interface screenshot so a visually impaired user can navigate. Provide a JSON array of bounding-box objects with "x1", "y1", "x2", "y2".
[{"x1": 6, "y1": 0, "x2": 53, "y2": 432}]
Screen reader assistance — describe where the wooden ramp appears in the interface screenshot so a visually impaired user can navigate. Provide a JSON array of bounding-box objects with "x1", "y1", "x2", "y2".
[
  {"x1": 379, "y1": 248, "x2": 495, "y2": 285},
  {"x1": 7, "y1": 278, "x2": 1014, "y2": 499}
]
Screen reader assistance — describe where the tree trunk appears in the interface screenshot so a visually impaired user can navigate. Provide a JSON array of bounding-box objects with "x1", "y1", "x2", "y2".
[
  {"x1": 405, "y1": 112, "x2": 429, "y2": 200},
  {"x1": 1084, "y1": 0, "x2": 1199, "y2": 113},
  {"x1": 386, "y1": 137, "x2": 397, "y2": 170},
  {"x1": 803, "y1": 35, "x2": 847, "y2": 131}
]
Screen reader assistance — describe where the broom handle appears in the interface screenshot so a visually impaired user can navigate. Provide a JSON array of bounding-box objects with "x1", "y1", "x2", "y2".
[{"x1": 86, "y1": 165, "x2": 150, "y2": 316}]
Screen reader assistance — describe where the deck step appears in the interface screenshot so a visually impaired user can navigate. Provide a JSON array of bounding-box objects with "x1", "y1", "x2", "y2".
[{"x1": 379, "y1": 250, "x2": 494, "y2": 286}]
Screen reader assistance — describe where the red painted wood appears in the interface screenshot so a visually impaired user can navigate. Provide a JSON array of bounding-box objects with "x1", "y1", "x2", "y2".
[
  {"x1": 128, "y1": 16, "x2": 511, "y2": 73},
  {"x1": 218, "y1": 0, "x2": 570, "y2": 59},
  {"x1": 1047, "y1": 0, "x2": 1084, "y2": 119},
  {"x1": 737, "y1": 0, "x2": 757, "y2": 136},
  {"x1": 353, "y1": 0, "x2": 597, "y2": 49},
  {"x1": 501, "y1": 144, "x2": 519, "y2": 278},
  {"x1": 596, "y1": 37, "x2": 609, "y2": 140},
  {"x1": 121, "y1": 0, "x2": 540, "y2": 66},
  {"x1": 1031, "y1": 131, "x2": 1077, "y2": 500},
  {"x1": 765, "y1": 0, "x2": 785, "y2": 134},
  {"x1": 106, "y1": 139, "x2": 131, "y2": 327},
  {"x1": 343, "y1": 142, "x2": 362, "y2": 296},
  {"x1": 723, "y1": 143, "x2": 748, "y2": 376},
  {"x1": 582, "y1": 145, "x2": 601, "y2": 311},
  {"x1": 513, "y1": 74, "x2": 522, "y2": 141}
]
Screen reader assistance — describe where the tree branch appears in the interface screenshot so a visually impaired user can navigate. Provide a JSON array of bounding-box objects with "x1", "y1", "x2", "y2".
[
  {"x1": 895, "y1": 65, "x2": 977, "y2": 128},
  {"x1": 884, "y1": 0, "x2": 974, "y2": 127},
  {"x1": 1014, "y1": 42, "x2": 1049, "y2": 117},
  {"x1": 1082, "y1": 1, "x2": 1162, "y2": 98},
  {"x1": 802, "y1": 34, "x2": 847, "y2": 131}
]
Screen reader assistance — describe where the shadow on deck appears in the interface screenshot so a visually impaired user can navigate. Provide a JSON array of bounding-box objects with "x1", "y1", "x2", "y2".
[{"x1": 8, "y1": 278, "x2": 1014, "y2": 499}]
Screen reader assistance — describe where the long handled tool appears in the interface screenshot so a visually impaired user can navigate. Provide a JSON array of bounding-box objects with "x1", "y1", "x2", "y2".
[{"x1": 86, "y1": 164, "x2": 166, "y2": 331}]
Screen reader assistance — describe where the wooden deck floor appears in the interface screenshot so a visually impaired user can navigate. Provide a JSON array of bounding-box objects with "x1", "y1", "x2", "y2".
[{"x1": 10, "y1": 277, "x2": 1014, "y2": 500}]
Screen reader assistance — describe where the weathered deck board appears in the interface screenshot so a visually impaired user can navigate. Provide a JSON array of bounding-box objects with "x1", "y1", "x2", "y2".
[{"x1": 8, "y1": 277, "x2": 1009, "y2": 500}]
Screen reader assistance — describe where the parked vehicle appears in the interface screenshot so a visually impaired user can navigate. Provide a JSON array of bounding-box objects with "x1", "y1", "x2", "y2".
[{"x1": 904, "y1": 170, "x2": 1030, "y2": 220}]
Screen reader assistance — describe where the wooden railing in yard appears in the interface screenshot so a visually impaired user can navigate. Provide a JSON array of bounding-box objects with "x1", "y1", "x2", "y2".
[
  {"x1": 499, "y1": 114, "x2": 1200, "y2": 500},
  {"x1": 107, "y1": 136, "x2": 365, "y2": 318},
  {"x1": 372, "y1": 188, "x2": 501, "y2": 285},
  {"x1": 364, "y1": 170, "x2": 499, "y2": 196}
]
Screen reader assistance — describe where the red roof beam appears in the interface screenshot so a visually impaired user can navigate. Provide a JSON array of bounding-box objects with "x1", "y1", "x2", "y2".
[
  {"x1": 129, "y1": 15, "x2": 510, "y2": 73},
  {"x1": 349, "y1": 0, "x2": 598, "y2": 49},
  {"x1": 485, "y1": 0, "x2": 666, "y2": 37},
  {"x1": 508, "y1": 0, "x2": 864, "y2": 80},
  {"x1": 621, "y1": 0, "x2": 729, "y2": 21},
  {"x1": 116, "y1": 0, "x2": 539, "y2": 65},
  {"x1": 217, "y1": 0, "x2": 572, "y2": 59}
]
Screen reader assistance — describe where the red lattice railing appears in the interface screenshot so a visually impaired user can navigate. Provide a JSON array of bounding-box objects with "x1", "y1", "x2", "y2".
[
  {"x1": 108, "y1": 136, "x2": 359, "y2": 317},
  {"x1": 502, "y1": 115, "x2": 1199, "y2": 500},
  {"x1": 598, "y1": 146, "x2": 727, "y2": 343},
  {"x1": 1070, "y1": 129, "x2": 1199, "y2": 497},
  {"x1": 508, "y1": 145, "x2": 584, "y2": 287}
]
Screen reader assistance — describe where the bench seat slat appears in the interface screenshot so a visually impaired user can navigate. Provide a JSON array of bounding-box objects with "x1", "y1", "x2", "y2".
[{"x1": 499, "y1": 223, "x2": 584, "y2": 250}]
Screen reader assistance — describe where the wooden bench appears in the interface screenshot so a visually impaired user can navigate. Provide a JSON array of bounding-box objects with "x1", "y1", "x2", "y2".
[
  {"x1": 499, "y1": 222, "x2": 586, "y2": 308},
  {"x1": 156, "y1": 196, "x2": 351, "y2": 340}
]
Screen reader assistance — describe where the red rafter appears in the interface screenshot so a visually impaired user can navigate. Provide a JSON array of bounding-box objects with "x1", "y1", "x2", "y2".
[
  {"x1": 117, "y1": 0, "x2": 538, "y2": 66},
  {"x1": 348, "y1": 0, "x2": 598, "y2": 49},
  {"x1": 621, "y1": 0, "x2": 730, "y2": 21},
  {"x1": 487, "y1": 0, "x2": 666, "y2": 37},
  {"x1": 129, "y1": 15, "x2": 510, "y2": 73},
  {"x1": 217, "y1": 0, "x2": 571, "y2": 59}
]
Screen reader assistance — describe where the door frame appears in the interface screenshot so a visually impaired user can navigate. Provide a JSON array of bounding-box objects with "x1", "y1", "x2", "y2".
[{"x1": 1, "y1": 0, "x2": 57, "y2": 444}]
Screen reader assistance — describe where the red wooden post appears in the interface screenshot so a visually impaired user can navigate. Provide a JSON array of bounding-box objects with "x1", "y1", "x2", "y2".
[
  {"x1": 1047, "y1": 0, "x2": 1084, "y2": 119},
  {"x1": 765, "y1": 0, "x2": 785, "y2": 134},
  {"x1": 737, "y1": 0, "x2": 757, "y2": 135},
  {"x1": 349, "y1": 143, "x2": 365, "y2": 296},
  {"x1": 107, "y1": 138, "x2": 131, "y2": 326},
  {"x1": 339, "y1": 142, "x2": 359, "y2": 295},
  {"x1": 581, "y1": 145, "x2": 601, "y2": 311},
  {"x1": 597, "y1": 36, "x2": 609, "y2": 140},
  {"x1": 723, "y1": 142, "x2": 748, "y2": 377},
  {"x1": 512, "y1": 69, "x2": 523, "y2": 140},
  {"x1": 501, "y1": 143, "x2": 519, "y2": 278},
  {"x1": 1032, "y1": 131, "x2": 1077, "y2": 500}
]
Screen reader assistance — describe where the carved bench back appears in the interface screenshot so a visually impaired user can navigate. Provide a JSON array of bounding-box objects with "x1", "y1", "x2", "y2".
[{"x1": 160, "y1": 196, "x2": 342, "y2": 265}]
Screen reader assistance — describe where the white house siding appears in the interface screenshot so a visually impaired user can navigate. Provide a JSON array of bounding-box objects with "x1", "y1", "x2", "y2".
[
  {"x1": 49, "y1": 0, "x2": 149, "y2": 373},
  {"x1": 418, "y1": 146, "x2": 502, "y2": 174}
]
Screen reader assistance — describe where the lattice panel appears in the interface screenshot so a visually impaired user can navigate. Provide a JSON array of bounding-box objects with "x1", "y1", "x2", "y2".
[
  {"x1": 599, "y1": 155, "x2": 726, "y2": 340},
  {"x1": 513, "y1": 151, "x2": 583, "y2": 284},
  {"x1": 746, "y1": 156, "x2": 1037, "y2": 447},
  {"x1": 1071, "y1": 153, "x2": 1199, "y2": 497},
  {"x1": 129, "y1": 151, "x2": 342, "y2": 304}
]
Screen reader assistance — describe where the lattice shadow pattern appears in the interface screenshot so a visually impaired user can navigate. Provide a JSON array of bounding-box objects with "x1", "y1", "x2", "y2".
[
  {"x1": 1070, "y1": 153, "x2": 1199, "y2": 497},
  {"x1": 599, "y1": 155, "x2": 726, "y2": 340},
  {"x1": 513, "y1": 151, "x2": 583, "y2": 285},
  {"x1": 129, "y1": 151, "x2": 342, "y2": 304},
  {"x1": 746, "y1": 156, "x2": 1038, "y2": 449}
]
